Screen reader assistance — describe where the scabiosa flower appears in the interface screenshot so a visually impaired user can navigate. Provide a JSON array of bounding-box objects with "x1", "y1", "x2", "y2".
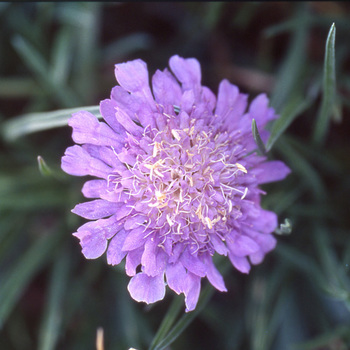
[{"x1": 61, "y1": 55, "x2": 290, "y2": 312}]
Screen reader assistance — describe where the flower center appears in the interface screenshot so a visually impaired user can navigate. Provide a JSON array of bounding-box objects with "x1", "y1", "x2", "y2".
[{"x1": 118, "y1": 116, "x2": 248, "y2": 249}]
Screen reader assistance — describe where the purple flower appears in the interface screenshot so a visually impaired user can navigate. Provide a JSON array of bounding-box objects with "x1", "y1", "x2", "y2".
[{"x1": 61, "y1": 55, "x2": 290, "y2": 312}]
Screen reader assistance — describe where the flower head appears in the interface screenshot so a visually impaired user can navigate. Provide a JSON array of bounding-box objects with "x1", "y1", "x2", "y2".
[{"x1": 62, "y1": 55, "x2": 290, "y2": 311}]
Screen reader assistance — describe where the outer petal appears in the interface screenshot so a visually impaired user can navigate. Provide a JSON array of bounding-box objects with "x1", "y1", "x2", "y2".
[
  {"x1": 140, "y1": 237, "x2": 168, "y2": 278},
  {"x1": 180, "y1": 249, "x2": 206, "y2": 277},
  {"x1": 248, "y1": 93, "x2": 276, "y2": 124},
  {"x1": 73, "y1": 229, "x2": 106, "y2": 259},
  {"x1": 228, "y1": 254, "x2": 251, "y2": 274},
  {"x1": 128, "y1": 272, "x2": 165, "y2": 304},
  {"x1": 209, "y1": 233, "x2": 229, "y2": 255},
  {"x1": 166, "y1": 262, "x2": 187, "y2": 294},
  {"x1": 253, "y1": 161, "x2": 291, "y2": 184},
  {"x1": 81, "y1": 179, "x2": 107, "y2": 198},
  {"x1": 114, "y1": 59, "x2": 155, "y2": 107},
  {"x1": 169, "y1": 55, "x2": 201, "y2": 92},
  {"x1": 72, "y1": 216, "x2": 121, "y2": 259},
  {"x1": 152, "y1": 69, "x2": 182, "y2": 106},
  {"x1": 107, "y1": 229, "x2": 128, "y2": 265},
  {"x1": 202, "y1": 254, "x2": 227, "y2": 292},
  {"x1": 124, "y1": 214, "x2": 147, "y2": 230},
  {"x1": 99, "y1": 99, "x2": 125, "y2": 135},
  {"x1": 72, "y1": 199, "x2": 120, "y2": 220},
  {"x1": 61, "y1": 145, "x2": 111, "y2": 178},
  {"x1": 111, "y1": 86, "x2": 156, "y2": 129},
  {"x1": 183, "y1": 272, "x2": 201, "y2": 312},
  {"x1": 226, "y1": 234, "x2": 260, "y2": 257},
  {"x1": 215, "y1": 80, "x2": 248, "y2": 131},
  {"x1": 69, "y1": 111, "x2": 122, "y2": 147},
  {"x1": 125, "y1": 247, "x2": 143, "y2": 276},
  {"x1": 201, "y1": 86, "x2": 216, "y2": 113},
  {"x1": 249, "y1": 209, "x2": 278, "y2": 234},
  {"x1": 122, "y1": 226, "x2": 147, "y2": 251}
]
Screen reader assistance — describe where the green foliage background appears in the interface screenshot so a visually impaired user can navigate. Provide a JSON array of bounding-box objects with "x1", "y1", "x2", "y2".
[{"x1": 1, "y1": 2, "x2": 350, "y2": 350}]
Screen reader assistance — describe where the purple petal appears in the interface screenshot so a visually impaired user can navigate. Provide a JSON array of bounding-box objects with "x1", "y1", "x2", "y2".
[
  {"x1": 201, "y1": 86, "x2": 216, "y2": 112},
  {"x1": 238, "y1": 94, "x2": 275, "y2": 137},
  {"x1": 122, "y1": 226, "x2": 147, "y2": 251},
  {"x1": 81, "y1": 179, "x2": 107, "y2": 198},
  {"x1": 255, "y1": 233, "x2": 277, "y2": 253},
  {"x1": 73, "y1": 231, "x2": 106, "y2": 259},
  {"x1": 152, "y1": 69, "x2": 182, "y2": 106},
  {"x1": 72, "y1": 199, "x2": 120, "y2": 220},
  {"x1": 73, "y1": 218, "x2": 122, "y2": 259},
  {"x1": 248, "y1": 93, "x2": 276, "y2": 124},
  {"x1": 128, "y1": 272, "x2": 165, "y2": 304},
  {"x1": 141, "y1": 236, "x2": 157, "y2": 276},
  {"x1": 202, "y1": 254, "x2": 227, "y2": 292},
  {"x1": 99, "y1": 99, "x2": 127, "y2": 135},
  {"x1": 180, "y1": 90, "x2": 195, "y2": 114},
  {"x1": 125, "y1": 247, "x2": 143, "y2": 276},
  {"x1": 249, "y1": 251, "x2": 265, "y2": 265},
  {"x1": 111, "y1": 86, "x2": 156, "y2": 129},
  {"x1": 209, "y1": 233, "x2": 229, "y2": 255},
  {"x1": 124, "y1": 214, "x2": 147, "y2": 230},
  {"x1": 183, "y1": 272, "x2": 201, "y2": 312},
  {"x1": 68, "y1": 111, "x2": 122, "y2": 147},
  {"x1": 215, "y1": 80, "x2": 248, "y2": 128},
  {"x1": 215, "y1": 79, "x2": 239, "y2": 117},
  {"x1": 169, "y1": 55, "x2": 201, "y2": 91},
  {"x1": 61, "y1": 145, "x2": 112, "y2": 178},
  {"x1": 115, "y1": 105, "x2": 143, "y2": 137},
  {"x1": 254, "y1": 161, "x2": 291, "y2": 184},
  {"x1": 250, "y1": 209, "x2": 278, "y2": 234},
  {"x1": 141, "y1": 238, "x2": 168, "y2": 277},
  {"x1": 114, "y1": 59, "x2": 155, "y2": 107},
  {"x1": 106, "y1": 229, "x2": 128, "y2": 265},
  {"x1": 180, "y1": 249, "x2": 206, "y2": 277},
  {"x1": 166, "y1": 262, "x2": 187, "y2": 294},
  {"x1": 228, "y1": 254, "x2": 251, "y2": 274},
  {"x1": 226, "y1": 234, "x2": 260, "y2": 257}
]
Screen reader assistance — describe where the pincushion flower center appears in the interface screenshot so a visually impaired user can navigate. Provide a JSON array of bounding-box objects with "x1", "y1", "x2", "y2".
[{"x1": 126, "y1": 118, "x2": 249, "y2": 237}]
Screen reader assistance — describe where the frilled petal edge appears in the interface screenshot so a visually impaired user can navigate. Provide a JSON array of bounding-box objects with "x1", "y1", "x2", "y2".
[{"x1": 128, "y1": 272, "x2": 166, "y2": 304}]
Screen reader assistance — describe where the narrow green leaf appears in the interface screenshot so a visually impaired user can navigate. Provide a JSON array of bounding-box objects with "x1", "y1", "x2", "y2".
[
  {"x1": 2, "y1": 105, "x2": 100, "y2": 141},
  {"x1": 277, "y1": 136, "x2": 327, "y2": 201},
  {"x1": 270, "y1": 3, "x2": 308, "y2": 112},
  {"x1": 0, "y1": 231, "x2": 63, "y2": 328},
  {"x1": 38, "y1": 252, "x2": 70, "y2": 350},
  {"x1": 275, "y1": 244, "x2": 327, "y2": 290},
  {"x1": 50, "y1": 26, "x2": 74, "y2": 86},
  {"x1": 313, "y1": 23, "x2": 336, "y2": 144},
  {"x1": 266, "y1": 93, "x2": 313, "y2": 152},
  {"x1": 37, "y1": 156, "x2": 53, "y2": 177},
  {"x1": 148, "y1": 296, "x2": 183, "y2": 350},
  {"x1": 11, "y1": 35, "x2": 79, "y2": 107},
  {"x1": 0, "y1": 78, "x2": 39, "y2": 98},
  {"x1": 314, "y1": 227, "x2": 350, "y2": 303},
  {"x1": 153, "y1": 284, "x2": 214, "y2": 350},
  {"x1": 252, "y1": 119, "x2": 266, "y2": 155}
]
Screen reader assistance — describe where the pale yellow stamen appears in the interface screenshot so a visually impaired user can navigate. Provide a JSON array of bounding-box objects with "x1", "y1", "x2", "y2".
[
  {"x1": 205, "y1": 217, "x2": 213, "y2": 229},
  {"x1": 171, "y1": 129, "x2": 181, "y2": 141},
  {"x1": 235, "y1": 163, "x2": 247, "y2": 173}
]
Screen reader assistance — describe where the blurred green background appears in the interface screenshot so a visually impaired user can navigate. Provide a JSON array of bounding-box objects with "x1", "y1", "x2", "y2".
[{"x1": 1, "y1": 2, "x2": 350, "y2": 350}]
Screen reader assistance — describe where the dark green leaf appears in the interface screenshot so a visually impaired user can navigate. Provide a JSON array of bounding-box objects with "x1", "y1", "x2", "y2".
[
  {"x1": 0, "y1": 231, "x2": 63, "y2": 327},
  {"x1": 2, "y1": 105, "x2": 100, "y2": 141},
  {"x1": 266, "y1": 94, "x2": 313, "y2": 152},
  {"x1": 313, "y1": 23, "x2": 336, "y2": 144},
  {"x1": 252, "y1": 119, "x2": 266, "y2": 155}
]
